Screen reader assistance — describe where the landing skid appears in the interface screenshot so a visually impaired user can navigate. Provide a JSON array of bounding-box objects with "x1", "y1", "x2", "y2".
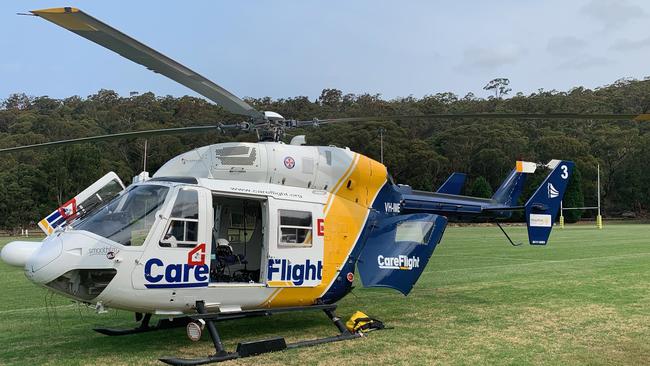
[
  {"x1": 94, "y1": 313, "x2": 192, "y2": 336},
  {"x1": 159, "y1": 302, "x2": 362, "y2": 366}
]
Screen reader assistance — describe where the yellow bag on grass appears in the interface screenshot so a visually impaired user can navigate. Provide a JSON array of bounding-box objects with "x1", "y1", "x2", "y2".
[{"x1": 345, "y1": 311, "x2": 385, "y2": 333}]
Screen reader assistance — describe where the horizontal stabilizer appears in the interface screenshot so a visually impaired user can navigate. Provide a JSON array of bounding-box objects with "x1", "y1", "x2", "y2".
[
  {"x1": 516, "y1": 160, "x2": 537, "y2": 173},
  {"x1": 491, "y1": 169, "x2": 528, "y2": 206},
  {"x1": 436, "y1": 173, "x2": 466, "y2": 195}
]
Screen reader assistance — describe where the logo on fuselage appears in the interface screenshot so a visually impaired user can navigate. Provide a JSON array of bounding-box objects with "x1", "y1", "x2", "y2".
[
  {"x1": 58, "y1": 198, "x2": 77, "y2": 219},
  {"x1": 377, "y1": 255, "x2": 420, "y2": 270},
  {"x1": 267, "y1": 258, "x2": 322, "y2": 286},
  {"x1": 548, "y1": 183, "x2": 559, "y2": 199},
  {"x1": 88, "y1": 246, "x2": 118, "y2": 257},
  {"x1": 284, "y1": 156, "x2": 295, "y2": 169},
  {"x1": 144, "y1": 243, "x2": 209, "y2": 288}
]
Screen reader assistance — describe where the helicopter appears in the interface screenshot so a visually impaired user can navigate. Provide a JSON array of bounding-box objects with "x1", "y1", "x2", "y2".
[{"x1": 0, "y1": 7, "x2": 646, "y2": 365}]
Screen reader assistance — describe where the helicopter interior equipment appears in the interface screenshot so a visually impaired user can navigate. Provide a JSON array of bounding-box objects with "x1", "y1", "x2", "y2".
[{"x1": 2, "y1": 6, "x2": 650, "y2": 365}]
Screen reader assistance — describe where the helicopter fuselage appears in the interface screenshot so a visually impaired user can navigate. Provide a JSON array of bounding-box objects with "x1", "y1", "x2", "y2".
[{"x1": 7, "y1": 141, "x2": 573, "y2": 315}]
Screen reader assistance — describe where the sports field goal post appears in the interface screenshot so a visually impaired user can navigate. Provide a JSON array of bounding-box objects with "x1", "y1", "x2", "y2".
[{"x1": 559, "y1": 164, "x2": 603, "y2": 229}]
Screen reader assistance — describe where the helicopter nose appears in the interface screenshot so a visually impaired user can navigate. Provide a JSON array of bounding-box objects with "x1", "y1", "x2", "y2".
[
  {"x1": 25, "y1": 237, "x2": 63, "y2": 276},
  {"x1": 0, "y1": 241, "x2": 42, "y2": 267}
]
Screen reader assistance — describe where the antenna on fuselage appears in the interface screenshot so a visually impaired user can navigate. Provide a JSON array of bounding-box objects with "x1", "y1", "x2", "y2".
[
  {"x1": 132, "y1": 139, "x2": 150, "y2": 184},
  {"x1": 379, "y1": 127, "x2": 385, "y2": 164},
  {"x1": 143, "y1": 139, "x2": 148, "y2": 172}
]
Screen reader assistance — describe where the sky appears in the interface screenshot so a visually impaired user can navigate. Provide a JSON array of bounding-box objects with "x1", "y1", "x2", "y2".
[{"x1": 1, "y1": 0, "x2": 650, "y2": 102}]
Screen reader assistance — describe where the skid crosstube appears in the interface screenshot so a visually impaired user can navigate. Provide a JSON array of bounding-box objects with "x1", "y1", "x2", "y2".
[{"x1": 158, "y1": 302, "x2": 362, "y2": 366}]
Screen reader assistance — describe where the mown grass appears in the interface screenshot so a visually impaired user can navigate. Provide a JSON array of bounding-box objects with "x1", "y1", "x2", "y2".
[{"x1": 0, "y1": 224, "x2": 649, "y2": 365}]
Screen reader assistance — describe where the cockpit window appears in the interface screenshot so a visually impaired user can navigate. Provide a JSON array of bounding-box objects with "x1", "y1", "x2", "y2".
[
  {"x1": 74, "y1": 185, "x2": 169, "y2": 246},
  {"x1": 170, "y1": 190, "x2": 199, "y2": 219}
]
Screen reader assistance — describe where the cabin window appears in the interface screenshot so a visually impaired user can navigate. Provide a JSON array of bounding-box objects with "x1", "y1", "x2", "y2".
[
  {"x1": 160, "y1": 189, "x2": 200, "y2": 248},
  {"x1": 395, "y1": 220, "x2": 435, "y2": 245},
  {"x1": 278, "y1": 210, "x2": 313, "y2": 248}
]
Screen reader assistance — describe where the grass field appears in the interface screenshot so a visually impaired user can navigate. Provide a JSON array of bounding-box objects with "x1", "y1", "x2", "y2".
[{"x1": 1, "y1": 224, "x2": 649, "y2": 365}]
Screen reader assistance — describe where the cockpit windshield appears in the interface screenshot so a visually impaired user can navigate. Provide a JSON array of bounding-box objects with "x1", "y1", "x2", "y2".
[{"x1": 73, "y1": 184, "x2": 170, "y2": 246}]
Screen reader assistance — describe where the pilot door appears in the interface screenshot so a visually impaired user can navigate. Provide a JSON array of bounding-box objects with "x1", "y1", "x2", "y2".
[
  {"x1": 266, "y1": 197, "x2": 324, "y2": 288},
  {"x1": 132, "y1": 186, "x2": 212, "y2": 290},
  {"x1": 38, "y1": 172, "x2": 125, "y2": 235}
]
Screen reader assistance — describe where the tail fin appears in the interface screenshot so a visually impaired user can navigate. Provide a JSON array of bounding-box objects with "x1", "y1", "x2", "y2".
[
  {"x1": 437, "y1": 173, "x2": 466, "y2": 195},
  {"x1": 491, "y1": 161, "x2": 536, "y2": 206},
  {"x1": 525, "y1": 160, "x2": 574, "y2": 245}
]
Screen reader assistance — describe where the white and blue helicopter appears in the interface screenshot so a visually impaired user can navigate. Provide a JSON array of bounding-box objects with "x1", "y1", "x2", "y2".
[{"x1": 2, "y1": 7, "x2": 643, "y2": 365}]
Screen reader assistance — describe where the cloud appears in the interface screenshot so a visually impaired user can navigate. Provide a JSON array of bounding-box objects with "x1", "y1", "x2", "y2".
[
  {"x1": 557, "y1": 55, "x2": 614, "y2": 69},
  {"x1": 547, "y1": 36, "x2": 588, "y2": 56},
  {"x1": 610, "y1": 37, "x2": 650, "y2": 51},
  {"x1": 457, "y1": 44, "x2": 525, "y2": 71},
  {"x1": 581, "y1": 0, "x2": 646, "y2": 28}
]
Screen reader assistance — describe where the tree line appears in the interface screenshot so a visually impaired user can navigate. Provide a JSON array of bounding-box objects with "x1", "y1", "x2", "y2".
[{"x1": 2, "y1": 77, "x2": 650, "y2": 229}]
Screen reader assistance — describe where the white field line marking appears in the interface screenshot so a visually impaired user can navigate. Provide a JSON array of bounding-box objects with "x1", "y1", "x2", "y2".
[
  {"x1": 434, "y1": 254, "x2": 547, "y2": 262},
  {"x1": 0, "y1": 304, "x2": 75, "y2": 315},
  {"x1": 428, "y1": 252, "x2": 650, "y2": 273}
]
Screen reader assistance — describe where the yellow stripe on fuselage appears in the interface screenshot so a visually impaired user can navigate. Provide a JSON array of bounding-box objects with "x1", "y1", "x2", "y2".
[
  {"x1": 265, "y1": 153, "x2": 387, "y2": 307},
  {"x1": 267, "y1": 281, "x2": 294, "y2": 287},
  {"x1": 323, "y1": 153, "x2": 360, "y2": 214}
]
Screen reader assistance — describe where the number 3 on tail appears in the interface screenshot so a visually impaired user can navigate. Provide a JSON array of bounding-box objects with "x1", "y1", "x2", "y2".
[{"x1": 560, "y1": 165, "x2": 568, "y2": 179}]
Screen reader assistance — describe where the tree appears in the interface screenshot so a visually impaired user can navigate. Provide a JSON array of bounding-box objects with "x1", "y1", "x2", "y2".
[
  {"x1": 483, "y1": 78, "x2": 512, "y2": 98},
  {"x1": 469, "y1": 176, "x2": 493, "y2": 198},
  {"x1": 317, "y1": 89, "x2": 343, "y2": 108}
]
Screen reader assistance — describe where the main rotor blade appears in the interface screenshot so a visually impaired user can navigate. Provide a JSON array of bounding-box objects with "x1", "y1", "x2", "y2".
[
  {"x1": 0, "y1": 125, "x2": 231, "y2": 154},
  {"x1": 307, "y1": 113, "x2": 650, "y2": 126},
  {"x1": 30, "y1": 7, "x2": 264, "y2": 120},
  {"x1": 4, "y1": 112, "x2": 647, "y2": 154}
]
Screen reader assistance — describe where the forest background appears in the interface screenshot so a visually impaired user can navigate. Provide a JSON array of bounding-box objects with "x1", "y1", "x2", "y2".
[{"x1": 1, "y1": 77, "x2": 649, "y2": 229}]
